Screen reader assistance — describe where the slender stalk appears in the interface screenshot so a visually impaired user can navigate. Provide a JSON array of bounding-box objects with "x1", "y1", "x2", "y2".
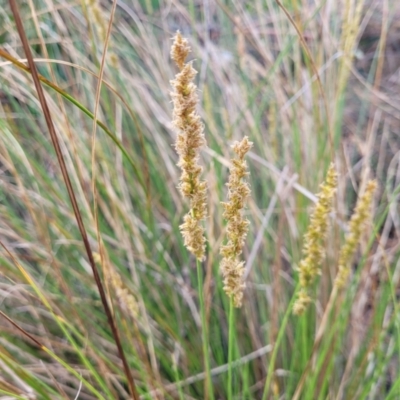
[
  {"x1": 173, "y1": 361, "x2": 185, "y2": 400},
  {"x1": 291, "y1": 287, "x2": 338, "y2": 400},
  {"x1": 197, "y1": 259, "x2": 214, "y2": 400},
  {"x1": 228, "y1": 297, "x2": 235, "y2": 400},
  {"x1": 262, "y1": 284, "x2": 300, "y2": 400}
]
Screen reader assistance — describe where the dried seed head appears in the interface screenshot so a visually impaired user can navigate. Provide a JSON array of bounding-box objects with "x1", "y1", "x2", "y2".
[
  {"x1": 220, "y1": 258, "x2": 246, "y2": 308},
  {"x1": 111, "y1": 270, "x2": 139, "y2": 319},
  {"x1": 171, "y1": 31, "x2": 191, "y2": 70},
  {"x1": 335, "y1": 180, "x2": 377, "y2": 288},
  {"x1": 220, "y1": 136, "x2": 253, "y2": 308},
  {"x1": 180, "y1": 213, "x2": 207, "y2": 261},
  {"x1": 294, "y1": 164, "x2": 338, "y2": 315},
  {"x1": 93, "y1": 252, "x2": 139, "y2": 319},
  {"x1": 86, "y1": 0, "x2": 106, "y2": 41},
  {"x1": 293, "y1": 289, "x2": 313, "y2": 316},
  {"x1": 170, "y1": 32, "x2": 208, "y2": 261}
]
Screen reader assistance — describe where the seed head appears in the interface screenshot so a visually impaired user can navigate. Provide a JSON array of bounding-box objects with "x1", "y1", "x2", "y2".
[
  {"x1": 335, "y1": 180, "x2": 377, "y2": 288},
  {"x1": 170, "y1": 32, "x2": 208, "y2": 261},
  {"x1": 294, "y1": 164, "x2": 338, "y2": 315},
  {"x1": 93, "y1": 252, "x2": 139, "y2": 319},
  {"x1": 293, "y1": 289, "x2": 312, "y2": 316},
  {"x1": 220, "y1": 136, "x2": 253, "y2": 307},
  {"x1": 171, "y1": 31, "x2": 191, "y2": 70}
]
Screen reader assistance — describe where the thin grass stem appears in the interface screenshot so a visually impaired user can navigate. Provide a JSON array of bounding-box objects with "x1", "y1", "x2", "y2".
[
  {"x1": 173, "y1": 362, "x2": 185, "y2": 400},
  {"x1": 228, "y1": 297, "x2": 235, "y2": 400},
  {"x1": 262, "y1": 283, "x2": 300, "y2": 400},
  {"x1": 197, "y1": 259, "x2": 214, "y2": 400},
  {"x1": 0, "y1": 390, "x2": 30, "y2": 400}
]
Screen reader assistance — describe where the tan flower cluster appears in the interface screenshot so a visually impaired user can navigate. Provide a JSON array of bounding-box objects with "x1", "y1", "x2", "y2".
[
  {"x1": 170, "y1": 32, "x2": 208, "y2": 261},
  {"x1": 86, "y1": 0, "x2": 106, "y2": 41},
  {"x1": 93, "y1": 252, "x2": 139, "y2": 319},
  {"x1": 293, "y1": 164, "x2": 338, "y2": 315},
  {"x1": 220, "y1": 137, "x2": 253, "y2": 308},
  {"x1": 292, "y1": 290, "x2": 313, "y2": 316},
  {"x1": 110, "y1": 268, "x2": 139, "y2": 319},
  {"x1": 335, "y1": 180, "x2": 377, "y2": 288}
]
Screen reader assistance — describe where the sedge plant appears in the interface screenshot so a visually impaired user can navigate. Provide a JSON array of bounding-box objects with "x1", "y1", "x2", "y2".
[{"x1": 1, "y1": 1, "x2": 400, "y2": 399}]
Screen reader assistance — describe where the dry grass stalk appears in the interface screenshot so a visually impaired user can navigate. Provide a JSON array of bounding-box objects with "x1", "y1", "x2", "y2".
[
  {"x1": 335, "y1": 180, "x2": 377, "y2": 288},
  {"x1": 220, "y1": 136, "x2": 253, "y2": 308},
  {"x1": 170, "y1": 32, "x2": 208, "y2": 261},
  {"x1": 293, "y1": 164, "x2": 338, "y2": 315}
]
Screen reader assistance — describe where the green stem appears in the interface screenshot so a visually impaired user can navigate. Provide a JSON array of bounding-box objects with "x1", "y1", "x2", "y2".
[
  {"x1": 262, "y1": 283, "x2": 300, "y2": 400},
  {"x1": 196, "y1": 260, "x2": 214, "y2": 400},
  {"x1": 173, "y1": 360, "x2": 185, "y2": 400},
  {"x1": 228, "y1": 297, "x2": 235, "y2": 400}
]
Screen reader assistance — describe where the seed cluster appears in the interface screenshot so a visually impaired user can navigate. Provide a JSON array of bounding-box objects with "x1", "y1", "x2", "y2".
[
  {"x1": 170, "y1": 32, "x2": 208, "y2": 261},
  {"x1": 335, "y1": 180, "x2": 377, "y2": 288},
  {"x1": 293, "y1": 164, "x2": 337, "y2": 315},
  {"x1": 220, "y1": 137, "x2": 253, "y2": 308}
]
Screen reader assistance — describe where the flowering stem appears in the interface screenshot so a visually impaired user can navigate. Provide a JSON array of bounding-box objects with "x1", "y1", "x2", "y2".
[
  {"x1": 228, "y1": 297, "x2": 235, "y2": 400},
  {"x1": 262, "y1": 283, "x2": 300, "y2": 400},
  {"x1": 196, "y1": 259, "x2": 214, "y2": 400}
]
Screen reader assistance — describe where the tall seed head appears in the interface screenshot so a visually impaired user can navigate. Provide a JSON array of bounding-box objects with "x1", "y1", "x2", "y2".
[
  {"x1": 335, "y1": 180, "x2": 377, "y2": 288},
  {"x1": 170, "y1": 32, "x2": 208, "y2": 261},
  {"x1": 293, "y1": 164, "x2": 338, "y2": 315},
  {"x1": 220, "y1": 136, "x2": 253, "y2": 308}
]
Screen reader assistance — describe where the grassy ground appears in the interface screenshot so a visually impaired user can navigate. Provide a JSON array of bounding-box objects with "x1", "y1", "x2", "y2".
[{"x1": 0, "y1": 0, "x2": 400, "y2": 398}]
